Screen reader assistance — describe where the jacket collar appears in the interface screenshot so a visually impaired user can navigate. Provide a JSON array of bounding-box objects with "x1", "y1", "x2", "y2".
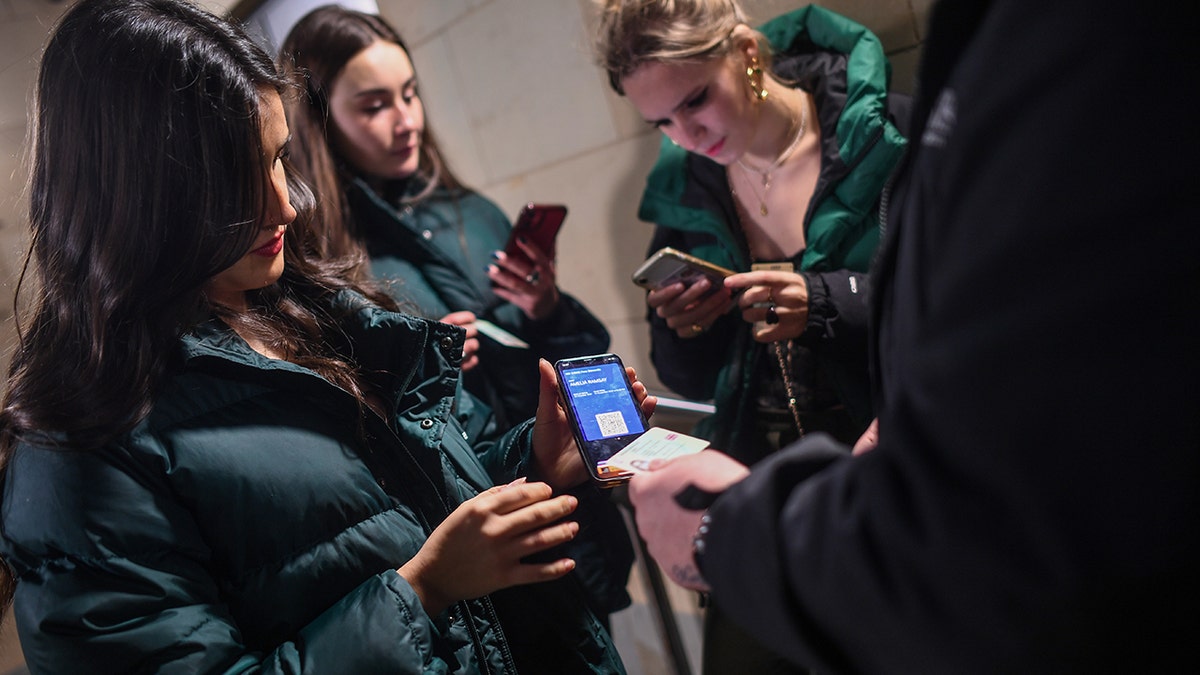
[{"x1": 178, "y1": 295, "x2": 457, "y2": 398}]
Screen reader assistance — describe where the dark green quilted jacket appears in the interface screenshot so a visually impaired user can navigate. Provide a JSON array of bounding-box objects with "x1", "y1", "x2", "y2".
[{"x1": 0, "y1": 299, "x2": 624, "y2": 674}]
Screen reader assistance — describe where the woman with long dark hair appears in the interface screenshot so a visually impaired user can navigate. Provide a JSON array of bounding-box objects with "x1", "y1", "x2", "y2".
[
  {"x1": 0, "y1": 1, "x2": 645, "y2": 671},
  {"x1": 279, "y1": 6, "x2": 612, "y2": 434}
]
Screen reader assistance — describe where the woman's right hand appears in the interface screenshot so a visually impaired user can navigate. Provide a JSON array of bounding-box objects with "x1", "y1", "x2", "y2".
[
  {"x1": 396, "y1": 480, "x2": 580, "y2": 616},
  {"x1": 647, "y1": 278, "x2": 733, "y2": 339},
  {"x1": 439, "y1": 311, "x2": 480, "y2": 372}
]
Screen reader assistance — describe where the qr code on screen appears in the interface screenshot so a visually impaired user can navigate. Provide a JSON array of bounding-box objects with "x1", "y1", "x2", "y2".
[{"x1": 595, "y1": 411, "x2": 629, "y2": 437}]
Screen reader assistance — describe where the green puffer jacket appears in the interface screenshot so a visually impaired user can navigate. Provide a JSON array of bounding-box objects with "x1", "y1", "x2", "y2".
[
  {"x1": 638, "y1": 5, "x2": 908, "y2": 460},
  {"x1": 350, "y1": 179, "x2": 611, "y2": 432},
  {"x1": 0, "y1": 300, "x2": 625, "y2": 674}
]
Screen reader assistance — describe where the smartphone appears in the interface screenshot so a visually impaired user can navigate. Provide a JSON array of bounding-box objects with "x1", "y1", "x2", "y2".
[
  {"x1": 554, "y1": 353, "x2": 649, "y2": 487},
  {"x1": 502, "y1": 203, "x2": 567, "y2": 266},
  {"x1": 632, "y1": 247, "x2": 734, "y2": 292}
]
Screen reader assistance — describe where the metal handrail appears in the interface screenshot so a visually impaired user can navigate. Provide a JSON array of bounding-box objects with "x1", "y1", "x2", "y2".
[{"x1": 620, "y1": 391, "x2": 713, "y2": 675}]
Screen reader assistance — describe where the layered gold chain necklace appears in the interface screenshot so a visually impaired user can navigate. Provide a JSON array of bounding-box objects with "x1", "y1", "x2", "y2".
[{"x1": 734, "y1": 96, "x2": 809, "y2": 216}]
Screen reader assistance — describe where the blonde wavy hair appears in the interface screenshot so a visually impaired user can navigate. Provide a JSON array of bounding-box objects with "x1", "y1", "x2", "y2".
[{"x1": 592, "y1": 0, "x2": 767, "y2": 94}]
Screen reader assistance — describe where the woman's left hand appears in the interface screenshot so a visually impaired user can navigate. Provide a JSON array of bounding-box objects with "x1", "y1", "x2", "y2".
[
  {"x1": 488, "y1": 238, "x2": 561, "y2": 321},
  {"x1": 530, "y1": 359, "x2": 657, "y2": 490},
  {"x1": 725, "y1": 270, "x2": 809, "y2": 343}
]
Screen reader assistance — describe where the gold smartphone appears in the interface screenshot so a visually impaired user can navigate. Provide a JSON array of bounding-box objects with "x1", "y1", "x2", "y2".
[{"x1": 632, "y1": 247, "x2": 734, "y2": 292}]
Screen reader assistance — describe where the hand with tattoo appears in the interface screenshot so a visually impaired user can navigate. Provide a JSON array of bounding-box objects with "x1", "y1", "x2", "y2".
[{"x1": 626, "y1": 450, "x2": 750, "y2": 591}]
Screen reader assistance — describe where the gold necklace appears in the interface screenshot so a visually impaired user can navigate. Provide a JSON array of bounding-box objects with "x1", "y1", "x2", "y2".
[{"x1": 734, "y1": 96, "x2": 809, "y2": 216}]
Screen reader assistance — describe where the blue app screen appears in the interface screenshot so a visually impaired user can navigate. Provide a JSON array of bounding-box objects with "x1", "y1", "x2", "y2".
[{"x1": 561, "y1": 362, "x2": 646, "y2": 442}]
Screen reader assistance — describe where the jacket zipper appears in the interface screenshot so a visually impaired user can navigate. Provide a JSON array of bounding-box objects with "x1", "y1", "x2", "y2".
[{"x1": 195, "y1": 334, "x2": 523, "y2": 673}]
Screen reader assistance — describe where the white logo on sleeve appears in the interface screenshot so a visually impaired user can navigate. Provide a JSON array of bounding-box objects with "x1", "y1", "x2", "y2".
[{"x1": 922, "y1": 89, "x2": 957, "y2": 148}]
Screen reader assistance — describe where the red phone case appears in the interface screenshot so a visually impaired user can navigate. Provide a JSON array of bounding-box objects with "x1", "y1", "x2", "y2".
[{"x1": 505, "y1": 203, "x2": 566, "y2": 265}]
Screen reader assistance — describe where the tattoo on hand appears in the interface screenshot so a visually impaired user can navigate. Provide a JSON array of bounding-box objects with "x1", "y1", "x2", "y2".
[{"x1": 671, "y1": 563, "x2": 705, "y2": 587}]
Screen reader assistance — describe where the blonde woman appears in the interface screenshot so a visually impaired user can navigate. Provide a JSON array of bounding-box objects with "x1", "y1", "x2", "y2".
[{"x1": 595, "y1": 1, "x2": 908, "y2": 671}]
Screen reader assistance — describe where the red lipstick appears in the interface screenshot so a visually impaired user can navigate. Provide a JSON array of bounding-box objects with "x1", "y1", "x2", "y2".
[{"x1": 252, "y1": 233, "x2": 284, "y2": 257}]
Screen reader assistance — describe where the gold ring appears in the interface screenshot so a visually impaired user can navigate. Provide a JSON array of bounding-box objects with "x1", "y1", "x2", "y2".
[{"x1": 690, "y1": 323, "x2": 704, "y2": 335}]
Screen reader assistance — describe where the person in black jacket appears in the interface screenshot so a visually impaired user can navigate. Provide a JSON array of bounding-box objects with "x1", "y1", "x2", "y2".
[{"x1": 624, "y1": 0, "x2": 1200, "y2": 671}]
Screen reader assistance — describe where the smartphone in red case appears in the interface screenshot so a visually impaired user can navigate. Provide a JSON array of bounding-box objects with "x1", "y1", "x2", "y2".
[{"x1": 503, "y1": 203, "x2": 567, "y2": 265}]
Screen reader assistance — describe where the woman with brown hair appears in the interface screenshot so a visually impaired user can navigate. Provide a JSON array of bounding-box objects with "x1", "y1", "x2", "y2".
[{"x1": 280, "y1": 6, "x2": 611, "y2": 435}]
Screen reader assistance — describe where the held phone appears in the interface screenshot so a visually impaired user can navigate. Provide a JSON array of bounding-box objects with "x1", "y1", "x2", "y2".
[
  {"x1": 632, "y1": 247, "x2": 734, "y2": 293},
  {"x1": 554, "y1": 353, "x2": 648, "y2": 487},
  {"x1": 502, "y1": 203, "x2": 567, "y2": 266}
]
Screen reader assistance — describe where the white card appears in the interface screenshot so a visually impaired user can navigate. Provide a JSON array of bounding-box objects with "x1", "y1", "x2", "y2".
[
  {"x1": 603, "y1": 426, "x2": 710, "y2": 473},
  {"x1": 474, "y1": 319, "x2": 530, "y2": 349}
]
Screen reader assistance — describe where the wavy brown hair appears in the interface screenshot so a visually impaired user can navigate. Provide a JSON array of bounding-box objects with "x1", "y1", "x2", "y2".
[
  {"x1": 0, "y1": 0, "x2": 396, "y2": 612},
  {"x1": 279, "y1": 5, "x2": 469, "y2": 274}
]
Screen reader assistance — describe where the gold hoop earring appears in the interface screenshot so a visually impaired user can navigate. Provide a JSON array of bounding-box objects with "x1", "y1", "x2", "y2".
[{"x1": 746, "y1": 56, "x2": 768, "y2": 101}]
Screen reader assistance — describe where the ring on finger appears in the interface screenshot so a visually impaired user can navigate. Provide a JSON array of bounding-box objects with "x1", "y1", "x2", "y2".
[
  {"x1": 525, "y1": 270, "x2": 541, "y2": 285},
  {"x1": 690, "y1": 323, "x2": 705, "y2": 336}
]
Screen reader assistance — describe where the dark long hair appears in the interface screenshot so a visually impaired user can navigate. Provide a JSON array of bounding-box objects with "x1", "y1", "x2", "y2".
[
  {"x1": 0, "y1": 0, "x2": 394, "y2": 610},
  {"x1": 279, "y1": 4, "x2": 468, "y2": 269}
]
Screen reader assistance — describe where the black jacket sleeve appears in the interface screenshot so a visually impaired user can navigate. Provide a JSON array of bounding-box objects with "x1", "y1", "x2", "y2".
[
  {"x1": 799, "y1": 269, "x2": 870, "y2": 356},
  {"x1": 696, "y1": 0, "x2": 1200, "y2": 672}
]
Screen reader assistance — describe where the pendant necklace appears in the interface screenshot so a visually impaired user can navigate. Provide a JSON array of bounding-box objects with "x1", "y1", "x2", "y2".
[{"x1": 735, "y1": 95, "x2": 809, "y2": 216}]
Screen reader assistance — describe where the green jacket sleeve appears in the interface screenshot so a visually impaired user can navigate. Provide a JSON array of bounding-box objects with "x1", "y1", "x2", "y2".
[{"x1": 2, "y1": 440, "x2": 448, "y2": 675}]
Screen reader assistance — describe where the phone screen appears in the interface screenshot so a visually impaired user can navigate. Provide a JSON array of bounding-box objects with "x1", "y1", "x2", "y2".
[{"x1": 555, "y1": 354, "x2": 647, "y2": 484}]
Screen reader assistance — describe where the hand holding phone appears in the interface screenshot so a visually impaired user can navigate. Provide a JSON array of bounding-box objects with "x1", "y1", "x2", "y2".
[
  {"x1": 554, "y1": 353, "x2": 649, "y2": 487},
  {"x1": 632, "y1": 247, "x2": 734, "y2": 293},
  {"x1": 502, "y1": 203, "x2": 567, "y2": 267}
]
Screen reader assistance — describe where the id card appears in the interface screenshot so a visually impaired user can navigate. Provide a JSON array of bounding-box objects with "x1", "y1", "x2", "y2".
[
  {"x1": 603, "y1": 426, "x2": 710, "y2": 473},
  {"x1": 474, "y1": 319, "x2": 530, "y2": 349}
]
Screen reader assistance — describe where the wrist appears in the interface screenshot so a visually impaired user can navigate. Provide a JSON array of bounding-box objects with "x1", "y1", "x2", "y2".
[
  {"x1": 527, "y1": 288, "x2": 562, "y2": 321},
  {"x1": 397, "y1": 560, "x2": 453, "y2": 616}
]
